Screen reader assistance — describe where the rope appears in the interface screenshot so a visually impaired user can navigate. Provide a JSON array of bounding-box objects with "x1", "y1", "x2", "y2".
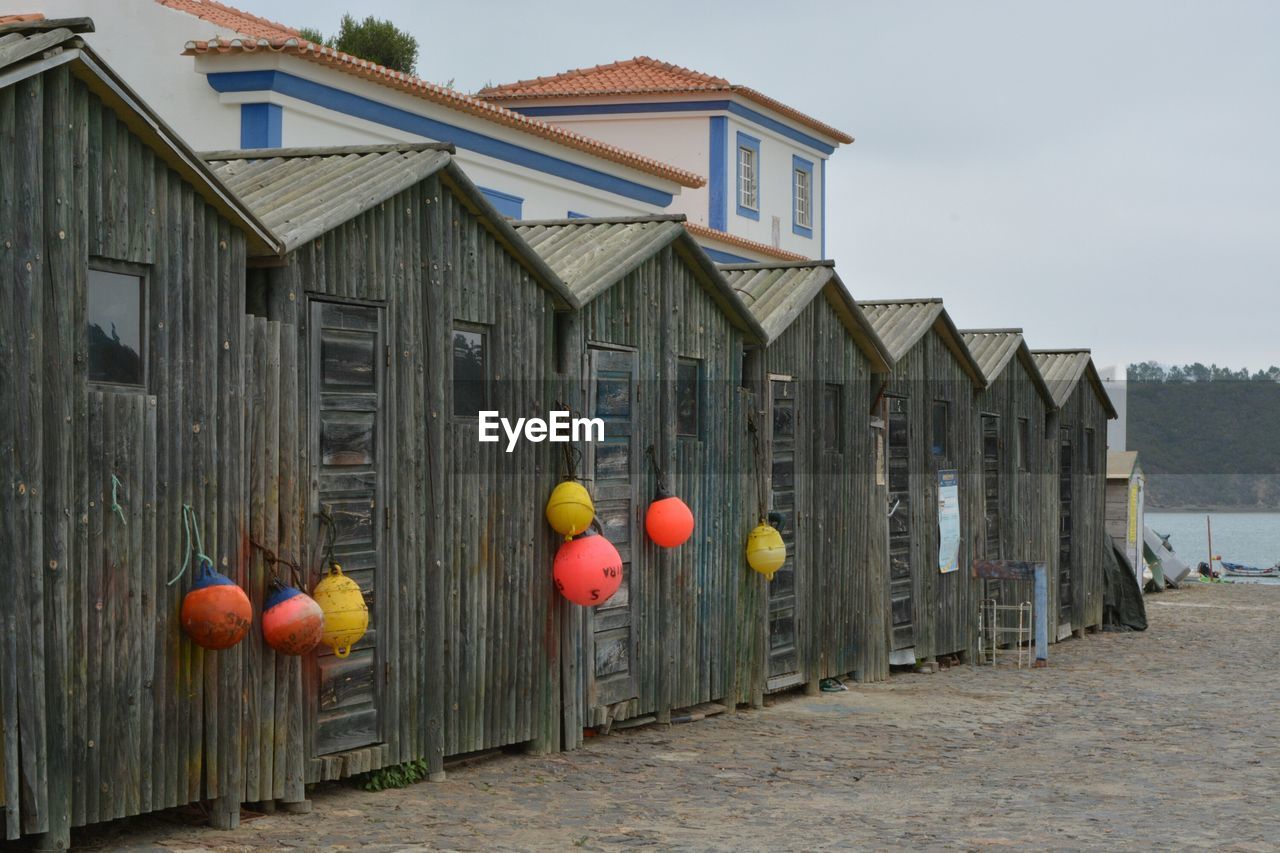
[
  {"x1": 109, "y1": 474, "x2": 127, "y2": 527},
  {"x1": 645, "y1": 444, "x2": 669, "y2": 496},
  {"x1": 250, "y1": 538, "x2": 303, "y2": 587},
  {"x1": 747, "y1": 413, "x2": 768, "y2": 523},
  {"x1": 555, "y1": 398, "x2": 584, "y2": 481},
  {"x1": 167, "y1": 503, "x2": 211, "y2": 587}
]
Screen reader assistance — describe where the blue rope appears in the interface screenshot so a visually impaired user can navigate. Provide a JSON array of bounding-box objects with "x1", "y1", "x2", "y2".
[{"x1": 167, "y1": 503, "x2": 211, "y2": 587}]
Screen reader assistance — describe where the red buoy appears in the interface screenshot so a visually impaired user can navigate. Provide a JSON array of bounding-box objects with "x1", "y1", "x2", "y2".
[
  {"x1": 181, "y1": 558, "x2": 252, "y2": 650},
  {"x1": 262, "y1": 579, "x2": 324, "y2": 655},
  {"x1": 645, "y1": 493, "x2": 694, "y2": 548},
  {"x1": 553, "y1": 528, "x2": 624, "y2": 606}
]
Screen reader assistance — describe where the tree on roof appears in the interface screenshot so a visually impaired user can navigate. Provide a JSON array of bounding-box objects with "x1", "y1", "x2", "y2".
[{"x1": 295, "y1": 15, "x2": 419, "y2": 74}]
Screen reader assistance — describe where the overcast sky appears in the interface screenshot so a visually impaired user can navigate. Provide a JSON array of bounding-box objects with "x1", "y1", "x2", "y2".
[{"x1": 254, "y1": 1, "x2": 1279, "y2": 370}]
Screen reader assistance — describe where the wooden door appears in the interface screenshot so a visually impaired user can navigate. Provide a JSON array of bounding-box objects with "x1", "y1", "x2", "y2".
[
  {"x1": 767, "y1": 378, "x2": 801, "y2": 688},
  {"x1": 981, "y1": 414, "x2": 1002, "y2": 603},
  {"x1": 587, "y1": 347, "x2": 640, "y2": 708},
  {"x1": 887, "y1": 396, "x2": 914, "y2": 652},
  {"x1": 1058, "y1": 431, "x2": 1074, "y2": 631},
  {"x1": 310, "y1": 300, "x2": 384, "y2": 755}
]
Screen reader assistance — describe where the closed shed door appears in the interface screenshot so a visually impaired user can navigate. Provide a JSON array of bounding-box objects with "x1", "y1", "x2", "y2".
[
  {"x1": 981, "y1": 414, "x2": 1003, "y2": 603},
  {"x1": 767, "y1": 378, "x2": 801, "y2": 687},
  {"x1": 310, "y1": 300, "x2": 384, "y2": 755},
  {"x1": 887, "y1": 397, "x2": 914, "y2": 651},
  {"x1": 1058, "y1": 431, "x2": 1074, "y2": 631},
  {"x1": 587, "y1": 347, "x2": 640, "y2": 708}
]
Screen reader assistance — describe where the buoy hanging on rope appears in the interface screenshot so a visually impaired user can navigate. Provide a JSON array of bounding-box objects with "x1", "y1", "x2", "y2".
[
  {"x1": 746, "y1": 523, "x2": 786, "y2": 580},
  {"x1": 262, "y1": 578, "x2": 324, "y2": 655},
  {"x1": 545, "y1": 479, "x2": 595, "y2": 537},
  {"x1": 553, "y1": 525, "x2": 624, "y2": 606},
  {"x1": 314, "y1": 562, "x2": 369, "y2": 658},
  {"x1": 181, "y1": 557, "x2": 253, "y2": 650},
  {"x1": 643, "y1": 445, "x2": 694, "y2": 547}
]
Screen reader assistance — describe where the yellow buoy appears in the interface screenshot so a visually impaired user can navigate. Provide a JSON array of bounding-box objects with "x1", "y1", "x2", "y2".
[
  {"x1": 545, "y1": 480, "x2": 595, "y2": 537},
  {"x1": 746, "y1": 523, "x2": 786, "y2": 580},
  {"x1": 313, "y1": 563, "x2": 369, "y2": 658}
]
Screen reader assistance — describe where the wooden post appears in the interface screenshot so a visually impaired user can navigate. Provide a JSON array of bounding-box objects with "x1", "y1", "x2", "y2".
[{"x1": 1206, "y1": 515, "x2": 1213, "y2": 578}]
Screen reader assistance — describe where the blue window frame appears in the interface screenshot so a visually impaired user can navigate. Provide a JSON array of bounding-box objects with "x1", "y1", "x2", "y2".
[
  {"x1": 735, "y1": 131, "x2": 761, "y2": 221},
  {"x1": 566, "y1": 210, "x2": 589, "y2": 219},
  {"x1": 792, "y1": 155, "x2": 814, "y2": 238}
]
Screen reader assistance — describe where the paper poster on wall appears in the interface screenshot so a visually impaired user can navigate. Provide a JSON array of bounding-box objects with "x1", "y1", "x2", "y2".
[{"x1": 937, "y1": 469, "x2": 960, "y2": 573}]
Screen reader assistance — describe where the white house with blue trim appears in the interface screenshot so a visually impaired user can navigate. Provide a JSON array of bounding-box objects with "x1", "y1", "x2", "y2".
[
  {"x1": 478, "y1": 57, "x2": 854, "y2": 262},
  {"x1": 36, "y1": 0, "x2": 704, "y2": 223}
]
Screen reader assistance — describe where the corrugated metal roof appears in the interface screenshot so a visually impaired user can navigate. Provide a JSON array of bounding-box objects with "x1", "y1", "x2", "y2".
[
  {"x1": 1107, "y1": 450, "x2": 1140, "y2": 480},
  {"x1": 1031, "y1": 349, "x2": 1119, "y2": 418},
  {"x1": 0, "y1": 17, "x2": 281, "y2": 257},
  {"x1": 961, "y1": 329, "x2": 1055, "y2": 407},
  {"x1": 862, "y1": 299, "x2": 984, "y2": 387},
  {"x1": 719, "y1": 261, "x2": 891, "y2": 371},
  {"x1": 205, "y1": 143, "x2": 454, "y2": 252},
  {"x1": 513, "y1": 215, "x2": 765, "y2": 341}
]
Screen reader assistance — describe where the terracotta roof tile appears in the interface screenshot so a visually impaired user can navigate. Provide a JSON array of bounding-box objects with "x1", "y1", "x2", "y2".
[
  {"x1": 479, "y1": 57, "x2": 853, "y2": 144},
  {"x1": 158, "y1": 2, "x2": 704, "y2": 187},
  {"x1": 0, "y1": 12, "x2": 46, "y2": 24},
  {"x1": 683, "y1": 222, "x2": 809, "y2": 262}
]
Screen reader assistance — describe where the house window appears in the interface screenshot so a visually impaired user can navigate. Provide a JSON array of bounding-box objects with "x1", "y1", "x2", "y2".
[
  {"x1": 792, "y1": 155, "x2": 814, "y2": 236},
  {"x1": 676, "y1": 358, "x2": 701, "y2": 437},
  {"x1": 1085, "y1": 428, "x2": 1097, "y2": 474},
  {"x1": 736, "y1": 132, "x2": 760, "y2": 219},
  {"x1": 452, "y1": 325, "x2": 488, "y2": 417},
  {"x1": 824, "y1": 384, "x2": 842, "y2": 452},
  {"x1": 931, "y1": 400, "x2": 950, "y2": 458},
  {"x1": 87, "y1": 264, "x2": 146, "y2": 387},
  {"x1": 1017, "y1": 417, "x2": 1030, "y2": 472}
]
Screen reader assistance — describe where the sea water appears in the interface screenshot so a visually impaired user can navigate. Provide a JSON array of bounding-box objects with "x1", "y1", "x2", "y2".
[{"x1": 1146, "y1": 511, "x2": 1280, "y2": 584}]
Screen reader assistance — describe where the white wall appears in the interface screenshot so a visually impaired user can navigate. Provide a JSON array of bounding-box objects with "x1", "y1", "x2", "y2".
[{"x1": 724, "y1": 114, "x2": 825, "y2": 258}]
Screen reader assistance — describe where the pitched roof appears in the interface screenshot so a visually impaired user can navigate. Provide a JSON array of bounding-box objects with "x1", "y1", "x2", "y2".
[
  {"x1": 960, "y1": 329, "x2": 1054, "y2": 407},
  {"x1": 513, "y1": 215, "x2": 765, "y2": 341},
  {"x1": 478, "y1": 56, "x2": 853, "y2": 145},
  {"x1": 1107, "y1": 450, "x2": 1140, "y2": 480},
  {"x1": 1031, "y1": 349, "x2": 1119, "y2": 418},
  {"x1": 718, "y1": 261, "x2": 890, "y2": 372},
  {"x1": 0, "y1": 13, "x2": 45, "y2": 25},
  {"x1": 160, "y1": 3, "x2": 703, "y2": 188},
  {"x1": 0, "y1": 17, "x2": 280, "y2": 256},
  {"x1": 683, "y1": 221, "x2": 809, "y2": 262},
  {"x1": 861, "y1": 299, "x2": 984, "y2": 387},
  {"x1": 204, "y1": 144, "x2": 573, "y2": 306}
]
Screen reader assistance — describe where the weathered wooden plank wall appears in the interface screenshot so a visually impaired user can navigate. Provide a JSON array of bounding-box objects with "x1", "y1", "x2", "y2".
[
  {"x1": 972, "y1": 356, "x2": 1052, "y2": 623},
  {"x1": 1, "y1": 66, "x2": 254, "y2": 840},
  {"x1": 880, "y1": 327, "x2": 980, "y2": 661}
]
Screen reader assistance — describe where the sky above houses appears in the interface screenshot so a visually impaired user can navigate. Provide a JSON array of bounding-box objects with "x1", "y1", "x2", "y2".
[{"x1": 257, "y1": 1, "x2": 1279, "y2": 370}]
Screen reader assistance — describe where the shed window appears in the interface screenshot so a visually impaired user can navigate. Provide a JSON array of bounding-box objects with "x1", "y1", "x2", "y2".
[
  {"x1": 931, "y1": 400, "x2": 950, "y2": 458},
  {"x1": 452, "y1": 326, "x2": 488, "y2": 418},
  {"x1": 87, "y1": 266, "x2": 145, "y2": 387},
  {"x1": 676, "y1": 358, "x2": 701, "y2": 437},
  {"x1": 1085, "y1": 428, "x2": 1097, "y2": 474},
  {"x1": 824, "y1": 384, "x2": 842, "y2": 452},
  {"x1": 1017, "y1": 417, "x2": 1030, "y2": 472}
]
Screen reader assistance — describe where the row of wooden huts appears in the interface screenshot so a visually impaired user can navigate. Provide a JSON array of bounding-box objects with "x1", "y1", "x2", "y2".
[{"x1": 0, "y1": 20, "x2": 1116, "y2": 847}]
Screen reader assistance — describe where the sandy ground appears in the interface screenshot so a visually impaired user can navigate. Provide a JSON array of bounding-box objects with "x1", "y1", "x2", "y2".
[{"x1": 72, "y1": 582, "x2": 1279, "y2": 851}]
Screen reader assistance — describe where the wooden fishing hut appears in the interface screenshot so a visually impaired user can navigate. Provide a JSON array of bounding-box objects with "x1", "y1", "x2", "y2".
[
  {"x1": 0, "y1": 18, "x2": 282, "y2": 846},
  {"x1": 1031, "y1": 350, "x2": 1117, "y2": 639},
  {"x1": 959, "y1": 330, "x2": 1056, "y2": 626},
  {"x1": 1105, "y1": 450, "x2": 1145, "y2": 584},
  {"x1": 511, "y1": 215, "x2": 766, "y2": 747},
  {"x1": 205, "y1": 142, "x2": 578, "y2": 781},
  {"x1": 860, "y1": 300, "x2": 985, "y2": 666},
  {"x1": 718, "y1": 261, "x2": 894, "y2": 696}
]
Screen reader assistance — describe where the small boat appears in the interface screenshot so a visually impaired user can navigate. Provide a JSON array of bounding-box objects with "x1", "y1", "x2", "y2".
[{"x1": 1219, "y1": 561, "x2": 1280, "y2": 578}]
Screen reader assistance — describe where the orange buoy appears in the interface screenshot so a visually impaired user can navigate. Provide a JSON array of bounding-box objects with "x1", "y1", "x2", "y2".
[
  {"x1": 181, "y1": 557, "x2": 252, "y2": 650},
  {"x1": 645, "y1": 491, "x2": 694, "y2": 548},
  {"x1": 553, "y1": 528, "x2": 623, "y2": 606},
  {"x1": 262, "y1": 579, "x2": 324, "y2": 655}
]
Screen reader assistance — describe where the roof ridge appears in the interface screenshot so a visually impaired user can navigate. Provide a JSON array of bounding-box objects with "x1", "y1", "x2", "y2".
[
  {"x1": 514, "y1": 213, "x2": 686, "y2": 227},
  {"x1": 181, "y1": 36, "x2": 705, "y2": 188},
  {"x1": 201, "y1": 142, "x2": 455, "y2": 160},
  {"x1": 718, "y1": 259, "x2": 835, "y2": 271},
  {"x1": 860, "y1": 298, "x2": 944, "y2": 306},
  {"x1": 961, "y1": 327, "x2": 1024, "y2": 335},
  {"x1": 1031, "y1": 348, "x2": 1092, "y2": 355}
]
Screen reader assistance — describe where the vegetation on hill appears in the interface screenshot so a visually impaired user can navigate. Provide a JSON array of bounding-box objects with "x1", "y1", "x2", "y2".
[{"x1": 1126, "y1": 363, "x2": 1280, "y2": 510}]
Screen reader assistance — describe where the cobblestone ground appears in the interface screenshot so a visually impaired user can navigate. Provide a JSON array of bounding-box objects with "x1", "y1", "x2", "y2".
[{"x1": 77, "y1": 583, "x2": 1279, "y2": 851}]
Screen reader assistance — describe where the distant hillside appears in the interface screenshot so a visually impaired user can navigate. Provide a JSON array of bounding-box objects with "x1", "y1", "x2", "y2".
[{"x1": 1126, "y1": 362, "x2": 1280, "y2": 510}]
